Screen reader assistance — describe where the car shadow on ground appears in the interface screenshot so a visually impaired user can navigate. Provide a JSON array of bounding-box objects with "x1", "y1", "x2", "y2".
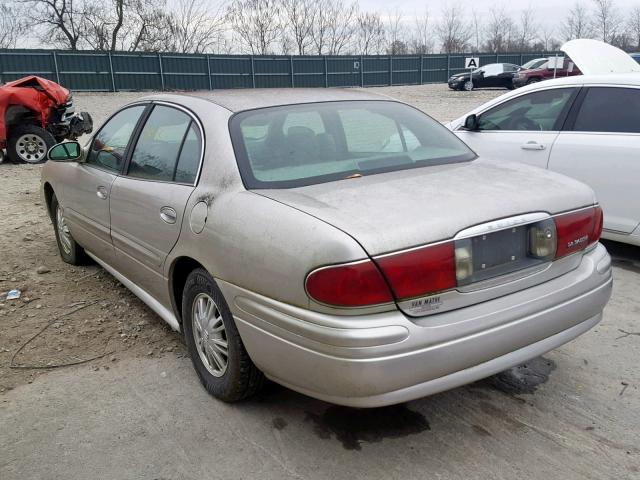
[
  {"x1": 238, "y1": 355, "x2": 557, "y2": 451},
  {"x1": 602, "y1": 240, "x2": 640, "y2": 273}
]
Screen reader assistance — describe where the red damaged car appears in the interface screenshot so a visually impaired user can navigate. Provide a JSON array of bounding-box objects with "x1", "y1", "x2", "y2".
[{"x1": 0, "y1": 76, "x2": 92, "y2": 164}]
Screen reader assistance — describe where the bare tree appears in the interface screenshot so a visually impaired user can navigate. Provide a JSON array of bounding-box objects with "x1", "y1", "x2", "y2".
[
  {"x1": 561, "y1": 2, "x2": 592, "y2": 40},
  {"x1": 517, "y1": 6, "x2": 538, "y2": 51},
  {"x1": 0, "y1": 3, "x2": 25, "y2": 48},
  {"x1": 310, "y1": 0, "x2": 357, "y2": 55},
  {"x1": 470, "y1": 8, "x2": 482, "y2": 52},
  {"x1": 537, "y1": 24, "x2": 558, "y2": 51},
  {"x1": 19, "y1": 0, "x2": 85, "y2": 49},
  {"x1": 628, "y1": 6, "x2": 640, "y2": 49},
  {"x1": 409, "y1": 8, "x2": 433, "y2": 54},
  {"x1": 436, "y1": 5, "x2": 472, "y2": 53},
  {"x1": 483, "y1": 6, "x2": 515, "y2": 52},
  {"x1": 228, "y1": 0, "x2": 281, "y2": 54},
  {"x1": 282, "y1": 0, "x2": 316, "y2": 55},
  {"x1": 356, "y1": 11, "x2": 384, "y2": 54},
  {"x1": 166, "y1": 0, "x2": 226, "y2": 53},
  {"x1": 591, "y1": 0, "x2": 623, "y2": 43},
  {"x1": 385, "y1": 8, "x2": 404, "y2": 54}
]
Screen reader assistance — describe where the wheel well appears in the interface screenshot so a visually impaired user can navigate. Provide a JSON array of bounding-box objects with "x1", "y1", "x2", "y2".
[
  {"x1": 43, "y1": 182, "x2": 55, "y2": 220},
  {"x1": 171, "y1": 256, "x2": 205, "y2": 324},
  {"x1": 6, "y1": 105, "x2": 39, "y2": 133}
]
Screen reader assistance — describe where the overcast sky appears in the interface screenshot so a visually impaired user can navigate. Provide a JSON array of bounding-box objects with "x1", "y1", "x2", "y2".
[{"x1": 360, "y1": 0, "x2": 640, "y2": 23}]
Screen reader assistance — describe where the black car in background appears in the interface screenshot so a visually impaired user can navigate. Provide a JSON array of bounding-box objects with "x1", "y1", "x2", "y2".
[{"x1": 448, "y1": 63, "x2": 519, "y2": 91}]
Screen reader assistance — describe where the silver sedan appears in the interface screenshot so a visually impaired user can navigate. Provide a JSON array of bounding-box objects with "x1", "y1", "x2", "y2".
[{"x1": 41, "y1": 89, "x2": 612, "y2": 407}]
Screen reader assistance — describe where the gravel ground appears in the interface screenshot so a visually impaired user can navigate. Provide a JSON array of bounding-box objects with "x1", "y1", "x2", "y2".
[{"x1": 1, "y1": 84, "x2": 639, "y2": 479}]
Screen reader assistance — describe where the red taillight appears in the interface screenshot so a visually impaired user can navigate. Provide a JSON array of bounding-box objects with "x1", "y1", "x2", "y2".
[
  {"x1": 305, "y1": 260, "x2": 393, "y2": 307},
  {"x1": 375, "y1": 242, "x2": 456, "y2": 300},
  {"x1": 554, "y1": 206, "x2": 602, "y2": 258}
]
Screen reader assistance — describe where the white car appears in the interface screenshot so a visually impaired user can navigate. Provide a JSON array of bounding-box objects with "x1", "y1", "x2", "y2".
[{"x1": 448, "y1": 40, "x2": 640, "y2": 246}]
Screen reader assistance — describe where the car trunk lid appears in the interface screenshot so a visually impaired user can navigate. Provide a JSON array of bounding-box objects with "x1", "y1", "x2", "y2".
[
  {"x1": 259, "y1": 160, "x2": 597, "y2": 316},
  {"x1": 257, "y1": 160, "x2": 595, "y2": 256}
]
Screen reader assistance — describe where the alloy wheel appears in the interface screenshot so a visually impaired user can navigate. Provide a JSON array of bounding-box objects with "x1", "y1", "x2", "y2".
[
  {"x1": 56, "y1": 205, "x2": 72, "y2": 255},
  {"x1": 192, "y1": 293, "x2": 228, "y2": 377}
]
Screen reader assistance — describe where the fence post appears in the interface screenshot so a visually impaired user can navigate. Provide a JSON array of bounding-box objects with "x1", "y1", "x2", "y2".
[
  {"x1": 250, "y1": 55, "x2": 256, "y2": 88},
  {"x1": 324, "y1": 56, "x2": 328, "y2": 88},
  {"x1": 419, "y1": 55, "x2": 423, "y2": 84},
  {"x1": 206, "y1": 54, "x2": 212, "y2": 90},
  {"x1": 389, "y1": 55, "x2": 393, "y2": 86},
  {"x1": 446, "y1": 54, "x2": 450, "y2": 81},
  {"x1": 360, "y1": 55, "x2": 364, "y2": 87},
  {"x1": 52, "y1": 51, "x2": 60, "y2": 83},
  {"x1": 157, "y1": 53, "x2": 165, "y2": 90},
  {"x1": 107, "y1": 51, "x2": 116, "y2": 92},
  {"x1": 520, "y1": 53, "x2": 523, "y2": 66},
  {"x1": 290, "y1": 55, "x2": 294, "y2": 88}
]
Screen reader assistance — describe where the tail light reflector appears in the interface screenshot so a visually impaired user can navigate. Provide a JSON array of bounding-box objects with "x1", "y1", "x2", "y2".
[
  {"x1": 305, "y1": 260, "x2": 393, "y2": 307},
  {"x1": 554, "y1": 206, "x2": 602, "y2": 258},
  {"x1": 375, "y1": 242, "x2": 457, "y2": 300}
]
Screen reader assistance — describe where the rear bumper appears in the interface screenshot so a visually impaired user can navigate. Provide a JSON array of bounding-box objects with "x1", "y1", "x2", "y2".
[{"x1": 223, "y1": 244, "x2": 612, "y2": 407}]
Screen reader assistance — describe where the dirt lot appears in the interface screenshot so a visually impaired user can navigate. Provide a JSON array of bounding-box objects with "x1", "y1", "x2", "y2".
[{"x1": 1, "y1": 85, "x2": 639, "y2": 479}]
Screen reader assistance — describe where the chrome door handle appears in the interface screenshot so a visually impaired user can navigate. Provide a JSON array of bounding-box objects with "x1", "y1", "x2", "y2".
[
  {"x1": 521, "y1": 141, "x2": 546, "y2": 151},
  {"x1": 96, "y1": 186, "x2": 108, "y2": 199},
  {"x1": 160, "y1": 206, "x2": 177, "y2": 224}
]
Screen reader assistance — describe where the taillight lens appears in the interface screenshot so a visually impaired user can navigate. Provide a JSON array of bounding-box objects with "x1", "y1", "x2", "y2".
[
  {"x1": 375, "y1": 242, "x2": 457, "y2": 300},
  {"x1": 305, "y1": 260, "x2": 393, "y2": 307},
  {"x1": 306, "y1": 206, "x2": 602, "y2": 307},
  {"x1": 554, "y1": 206, "x2": 602, "y2": 258}
]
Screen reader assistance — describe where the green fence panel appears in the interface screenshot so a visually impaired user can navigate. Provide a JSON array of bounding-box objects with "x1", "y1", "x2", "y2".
[{"x1": 0, "y1": 49, "x2": 561, "y2": 91}]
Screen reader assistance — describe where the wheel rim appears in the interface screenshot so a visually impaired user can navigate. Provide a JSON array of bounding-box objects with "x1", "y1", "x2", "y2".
[
  {"x1": 56, "y1": 205, "x2": 72, "y2": 255},
  {"x1": 192, "y1": 293, "x2": 228, "y2": 377},
  {"x1": 16, "y1": 134, "x2": 47, "y2": 163},
  {"x1": 464, "y1": 81, "x2": 473, "y2": 91}
]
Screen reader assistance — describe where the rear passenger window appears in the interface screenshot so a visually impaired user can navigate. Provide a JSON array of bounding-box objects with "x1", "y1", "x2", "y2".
[
  {"x1": 573, "y1": 87, "x2": 640, "y2": 133},
  {"x1": 174, "y1": 124, "x2": 201, "y2": 184},
  {"x1": 128, "y1": 105, "x2": 197, "y2": 182}
]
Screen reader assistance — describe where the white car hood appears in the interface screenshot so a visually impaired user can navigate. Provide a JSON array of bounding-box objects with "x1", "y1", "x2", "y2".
[{"x1": 561, "y1": 39, "x2": 640, "y2": 75}]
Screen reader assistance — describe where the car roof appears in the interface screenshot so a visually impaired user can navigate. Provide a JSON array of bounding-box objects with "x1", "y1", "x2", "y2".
[
  {"x1": 143, "y1": 88, "x2": 389, "y2": 113},
  {"x1": 448, "y1": 72, "x2": 640, "y2": 125},
  {"x1": 519, "y1": 72, "x2": 640, "y2": 88}
]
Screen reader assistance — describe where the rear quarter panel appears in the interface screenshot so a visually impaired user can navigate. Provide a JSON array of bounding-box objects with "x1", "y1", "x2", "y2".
[{"x1": 163, "y1": 98, "x2": 368, "y2": 312}]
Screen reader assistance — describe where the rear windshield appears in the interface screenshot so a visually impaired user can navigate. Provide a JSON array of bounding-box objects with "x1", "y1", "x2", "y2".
[{"x1": 229, "y1": 100, "x2": 476, "y2": 189}]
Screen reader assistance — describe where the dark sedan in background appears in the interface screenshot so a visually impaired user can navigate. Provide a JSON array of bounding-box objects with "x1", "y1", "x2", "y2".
[{"x1": 448, "y1": 63, "x2": 519, "y2": 91}]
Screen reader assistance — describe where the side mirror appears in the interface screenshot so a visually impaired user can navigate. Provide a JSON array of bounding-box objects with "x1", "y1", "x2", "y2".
[
  {"x1": 48, "y1": 141, "x2": 82, "y2": 162},
  {"x1": 462, "y1": 114, "x2": 480, "y2": 131}
]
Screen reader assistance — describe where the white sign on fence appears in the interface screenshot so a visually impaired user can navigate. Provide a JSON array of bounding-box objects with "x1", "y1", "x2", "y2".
[{"x1": 465, "y1": 57, "x2": 480, "y2": 69}]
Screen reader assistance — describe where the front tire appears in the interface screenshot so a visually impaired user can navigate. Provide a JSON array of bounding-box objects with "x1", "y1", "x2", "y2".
[
  {"x1": 7, "y1": 125, "x2": 56, "y2": 164},
  {"x1": 182, "y1": 268, "x2": 264, "y2": 402},
  {"x1": 51, "y1": 194, "x2": 87, "y2": 265},
  {"x1": 463, "y1": 80, "x2": 474, "y2": 91},
  {"x1": 526, "y1": 78, "x2": 541, "y2": 85}
]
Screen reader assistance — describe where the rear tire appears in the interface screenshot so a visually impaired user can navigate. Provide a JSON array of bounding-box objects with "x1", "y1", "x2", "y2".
[
  {"x1": 51, "y1": 194, "x2": 88, "y2": 265},
  {"x1": 182, "y1": 268, "x2": 264, "y2": 402},
  {"x1": 526, "y1": 78, "x2": 541, "y2": 85},
  {"x1": 7, "y1": 125, "x2": 56, "y2": 164}
]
